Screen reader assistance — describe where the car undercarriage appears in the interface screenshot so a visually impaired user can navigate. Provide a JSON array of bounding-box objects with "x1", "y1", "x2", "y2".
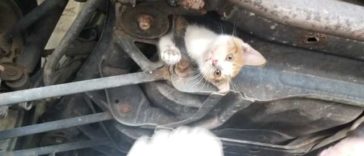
[{"x1": 0, "y1": 0, "x2": 363, "y2": 155}]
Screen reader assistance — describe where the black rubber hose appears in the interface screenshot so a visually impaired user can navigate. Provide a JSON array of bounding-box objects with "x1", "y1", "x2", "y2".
[
  {"x1": 16, "y1": 0, "x2": 68, "y2": 74},
  {"x1": 6, "y1": 0, "x2": 68, "y2": 39}
]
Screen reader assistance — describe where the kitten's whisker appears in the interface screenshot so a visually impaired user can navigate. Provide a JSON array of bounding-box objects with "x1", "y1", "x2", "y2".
[{"x1": 189, "y1": 74, "x2": 203, "y2": 88}]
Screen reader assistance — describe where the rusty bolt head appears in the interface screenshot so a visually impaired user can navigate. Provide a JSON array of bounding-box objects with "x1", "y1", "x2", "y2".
[
  {"x1": 118, "y1": 103, "x2": 132, "y2": 113},
  {"x1": 137, "y1": 14, "x2": 153, "y2": 31},
  {"x1": 180, "y1": 0, "x2": 205, "y2": 10}
]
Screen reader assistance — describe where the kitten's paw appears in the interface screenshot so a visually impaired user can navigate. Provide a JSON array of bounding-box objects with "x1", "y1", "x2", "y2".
[
  {"x1": 160, "y1": 46, "x2": 181, "y2": 65},
  {"x1": 181, "y1": 0, "x2": 205, "y2": 10}
]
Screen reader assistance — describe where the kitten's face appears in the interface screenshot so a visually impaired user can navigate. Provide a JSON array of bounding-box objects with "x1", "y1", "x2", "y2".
[{"x1": 199, "y1": 35, "x2": 266, "y2": 92}]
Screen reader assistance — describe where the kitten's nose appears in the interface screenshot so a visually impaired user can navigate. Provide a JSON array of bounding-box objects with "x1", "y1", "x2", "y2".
[{"x1": 212, "y1": 60, "x2": 218, "y2": 66}]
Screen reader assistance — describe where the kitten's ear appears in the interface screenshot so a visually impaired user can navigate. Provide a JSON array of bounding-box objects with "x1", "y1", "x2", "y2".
[{"x1": 242, "y1": 43, "x2": 266, "y2": 66}]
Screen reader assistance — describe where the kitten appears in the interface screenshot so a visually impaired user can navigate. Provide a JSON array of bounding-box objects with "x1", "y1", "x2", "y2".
[
  {"x1": 158, "y1": 24, "x2": 266, "y2": 92},
  {"x1": 127, "y1": 127, "x2": 223, "y2": 156}
]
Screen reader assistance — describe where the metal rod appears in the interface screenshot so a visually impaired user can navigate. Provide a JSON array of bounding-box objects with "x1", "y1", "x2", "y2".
[
  {"x1": 43, "y1": 0, "x2": 103, "y2": 85},
  {"x1": 0, "y1": 70, "x2": 164, "y2": 106},
  {"x1": 1, "y1": 139, "x2": 111, "y2": 156},
  {"x1": 0, "y1": 112, "x2": 112, "y2": 140}
]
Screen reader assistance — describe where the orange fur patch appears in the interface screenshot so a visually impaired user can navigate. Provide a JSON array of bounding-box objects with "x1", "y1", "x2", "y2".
[{"x1": 227, "y1": 37, "x2": 245, "y2": 78}]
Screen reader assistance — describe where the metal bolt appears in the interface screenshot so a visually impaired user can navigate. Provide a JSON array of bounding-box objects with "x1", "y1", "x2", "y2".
[
  {"x1": 180, "y1": 0, "x2": 205, "y2": 10},
  {"x1": 137, "y1": 14, "x2": 153, "y2": 31},
  {"x1": 118, "y1": 103, "x2": 131, "y2": 113},
  {"x1": 4, "y1": 67, "x2": 18, "y2": 77}
]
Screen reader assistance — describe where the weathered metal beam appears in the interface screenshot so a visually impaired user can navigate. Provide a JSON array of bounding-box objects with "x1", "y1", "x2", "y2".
[
  {"x1": 43, "y1": 0, "x2": 104, "y2": 85},
  {"x1": 0, "y1": 112, "x2": 112, "y2": 140},
  {"x1": 0, "y1": 69, "x2": 166, "y2": 106}
]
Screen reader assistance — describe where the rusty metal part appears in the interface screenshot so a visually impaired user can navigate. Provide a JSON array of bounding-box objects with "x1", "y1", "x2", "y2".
[
  {"x1": 114, "y1": 29, "x2": 216, "y2": 94},
  {"x1": 117, "y1": 3, "x2": 169, "y2": 39},
  {"x1": 302, "y1": 32, "x2": 328, "y2": 45},
  {"x1": 179, "y1": 0, "x2": 205, "y2": 10},
  {"x1": 228, "y1": 0, "x2": 364, "y2": 41},
  {"x1": 137, "y1": 14, "x2": 153, "y2": 31},
  {"x1": 117, "y1": 103, "x2": 132, "y2": 113},
  {"x1": 115, "y1": 13, "x2": 217, "y2": 94}
]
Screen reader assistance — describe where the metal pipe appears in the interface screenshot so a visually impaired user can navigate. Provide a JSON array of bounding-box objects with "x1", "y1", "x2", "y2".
[
  {"x1": 1, "y1": 139, "x2": 111, "y2": 156},
  {"x1": 0, "y1": 70, "x2": 165, "y2": 106},
  {"x1": 229, "y1": 0, "x2": 364, "y2": 41},
  {"x1": 0, "y1": 112, "x2": 112, "y2": 140},
  {"x1": 44, "y1": 0, "x2": 103, "y2": 85}
]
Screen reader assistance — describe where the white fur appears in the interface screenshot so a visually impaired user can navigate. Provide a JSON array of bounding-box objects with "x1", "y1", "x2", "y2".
[
  {"x1": 158, "y1": 34, "x2": 182, "y2": 65},
  {"x1": 184, "y1": 25, "x2": 217, "y2": 62},
  {"x1": 184, "y1": 27, "x2": 237, "y2": 78},
  {"x1": 127, "y1": 127, "x2": 224, "y2": 156}
]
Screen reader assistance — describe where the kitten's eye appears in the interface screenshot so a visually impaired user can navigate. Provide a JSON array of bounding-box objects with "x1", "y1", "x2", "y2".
[
  {"x1": 226, "y1": 54, "x2": 233, "y2": 61},
  {"x1": 214, "y1": 69, "x2": 221, "y2": 77}
]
